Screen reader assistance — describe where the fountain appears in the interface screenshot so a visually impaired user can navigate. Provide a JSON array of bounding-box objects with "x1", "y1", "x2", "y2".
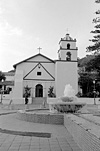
[
  {"x1": 47, "y1": 84, "x2": 86, "y2": 113},
  {"x1": 17, "y1": 84, "x2": 85, "y2": 125}
]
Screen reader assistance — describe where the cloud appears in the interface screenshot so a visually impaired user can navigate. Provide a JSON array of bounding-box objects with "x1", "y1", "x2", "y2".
[
  {"x1": 0, "y1": 20, "x2": 23, "y2": 36},
  {"x1": 0, "y1": 7, "x2": 5, "y2": 14},
  {"x1": 8, "y1": 25, "x2": 23, "y2": 36}
]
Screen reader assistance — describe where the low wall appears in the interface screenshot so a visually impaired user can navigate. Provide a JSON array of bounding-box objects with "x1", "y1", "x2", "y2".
[
  {"x1": 1, "y1": 95, "x2": 100, "y2": 105},
  {"x1": 47, "y1": 97, "x2": 100, "y2": 104},
  {"x1": 17, "y1": 109, "x2": 64, "y2": 125},
  {"x1": 77, "y1": 97, "x2": 100, "y2": 104},
  {"x1": 0, "y1": 94, "x2": 32, "y2": 104},
  {"x1": 12, "y1": 98, "x2": 32, "y2": 104},
  {"x1": 0, "y1": 94, "x2": 12, "y2": 104},
  {"x1": 64, "y1": 115, "x2": 100, "y2": 151}
]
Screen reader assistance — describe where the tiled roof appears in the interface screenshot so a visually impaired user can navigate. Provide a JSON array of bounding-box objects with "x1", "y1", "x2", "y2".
[
  {"x1": 0, "y1": 81, "x2": 14, "y2": 86},
  {"x1": 3, "y1": 72, "x2": 15, "y2": 76}
]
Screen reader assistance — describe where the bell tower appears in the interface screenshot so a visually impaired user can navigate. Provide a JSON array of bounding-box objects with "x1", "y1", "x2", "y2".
[
  {"x1": 58, "y1": 33, "x2": 77, "y2": 61},
  {"x1": 55, "y1": 33, "x2": 78, "y2": 97}
]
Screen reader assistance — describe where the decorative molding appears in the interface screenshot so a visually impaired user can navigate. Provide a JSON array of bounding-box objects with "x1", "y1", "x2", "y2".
[
  {"x1": 58, "y1": 48, "x2": 78, "y2": 53},
  {"x1": 24, "y1": 61, "x2": 55, "y2": 63},
  {"x1": 59, "y1": 39, "x2": 76, "y2": 44},
  {"x1": 55, "y1": 60, "x2": 78, "y2": 62},
  {"x1": 23, "y1": 79, "x2": 55, "y2": 81}
]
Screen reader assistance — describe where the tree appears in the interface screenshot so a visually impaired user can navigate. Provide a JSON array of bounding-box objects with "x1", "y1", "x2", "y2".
[
  {"x1": 0, "y1": 71, "x2": 6, "y2": 90},
  {"x1": 78, "y1": 55, "x2": 95, "y2": 67},
  {"x1": 78, "y1": 55, "x2": 100, "y2": 97},
  {"x1": 0, "y1": 71, "x2": 6, "y2": 82},
  {"x1": 78, "y1": 72, "x2": 93, "y2": 96},
  {"x1": 87, "y1": 0, "x2": 100, "y2": 53},
  {"x1": 85, "y1": 54, "x2": 100, "y2": 75}
]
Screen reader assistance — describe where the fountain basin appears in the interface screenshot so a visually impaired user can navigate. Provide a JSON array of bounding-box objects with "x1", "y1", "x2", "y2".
[
  {"x1": 16, "y1": 109, "x2": 64, "y2": 125},
  {"x1": 47, "y1": 98, "x2": 86, "y2": 113}
]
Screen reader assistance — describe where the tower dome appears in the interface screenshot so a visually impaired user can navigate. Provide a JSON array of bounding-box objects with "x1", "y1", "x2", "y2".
[{"x1": 63, "y1": 33, "x2": 74, "y2": 41}]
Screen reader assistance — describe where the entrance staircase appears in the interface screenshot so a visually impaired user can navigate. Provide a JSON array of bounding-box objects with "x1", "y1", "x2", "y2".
[{"x1": 32, "y1": 97, "x2": 47, "y2": 105}]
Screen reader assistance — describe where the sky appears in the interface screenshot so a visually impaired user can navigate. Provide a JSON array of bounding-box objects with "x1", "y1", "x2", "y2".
[{"x1": 0, "y1": 0, "x2": 98, "y2": 71}]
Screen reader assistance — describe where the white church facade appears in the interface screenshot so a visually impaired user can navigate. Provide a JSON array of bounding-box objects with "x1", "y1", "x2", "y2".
[{"x1": 12, "y1": 33, "x2": 78, "y2": 104}]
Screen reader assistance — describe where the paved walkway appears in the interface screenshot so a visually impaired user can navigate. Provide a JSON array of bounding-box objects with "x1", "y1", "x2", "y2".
[{"x1": 0, "y1": 107, "x2": 82, "y2": 151}]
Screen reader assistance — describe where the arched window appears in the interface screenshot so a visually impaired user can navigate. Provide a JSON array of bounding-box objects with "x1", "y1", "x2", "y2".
[
  {"x1": 67, "y1": 43, "x2": 70, "y2": 49},
  {"x1": 66, "y1": 52, "x2": 71, "y2": 61}
]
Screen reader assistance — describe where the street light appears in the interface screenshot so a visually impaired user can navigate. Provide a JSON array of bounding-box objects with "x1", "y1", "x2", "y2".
[
  {"x1": 0, "y1": 89, "x2": 3, "y2": 104},
  {"x1": 0, "y1": 79, "x2": 4, "y2": 104},
  {"x1": 93, "y1": 80, "x2": 96, "y2": 105}
]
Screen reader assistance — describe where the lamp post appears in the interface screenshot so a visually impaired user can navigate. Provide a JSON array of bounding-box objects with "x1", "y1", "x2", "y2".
[
  {"x1": 0, "y1": 89, "x2": 3, "y2": 104},
  {"x1": 0, "y1": 79, "x2": 4, "y2": 104},
  {"x1": 93, "y1": 80, "x2": 96, "y2": 105}
]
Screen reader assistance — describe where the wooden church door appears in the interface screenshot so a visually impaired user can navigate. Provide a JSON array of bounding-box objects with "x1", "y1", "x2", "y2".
[{"x1": 35, "y1": 84, "x2": 43, "y2": 97}]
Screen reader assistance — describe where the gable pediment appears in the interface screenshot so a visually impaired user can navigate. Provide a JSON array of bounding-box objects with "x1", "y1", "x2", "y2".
[{"x1": 23, "y1": 63, "x2": 55, "y2": 81}]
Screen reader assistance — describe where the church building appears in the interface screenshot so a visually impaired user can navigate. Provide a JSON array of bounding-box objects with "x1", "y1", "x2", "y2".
[{"x1": 12, "y1": 33, "x2": 78, "y2": 104}]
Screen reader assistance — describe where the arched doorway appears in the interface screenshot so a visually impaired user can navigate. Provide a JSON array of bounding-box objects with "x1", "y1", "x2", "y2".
[{"x1": 35, "y1": 84, "x2": 43, "y2": 97}]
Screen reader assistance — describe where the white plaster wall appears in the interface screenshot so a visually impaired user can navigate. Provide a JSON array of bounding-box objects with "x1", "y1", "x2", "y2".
[
  {"x1": 23, "y1": 80, "x2": 55, "y2": 98},
  {"x1": 41, "y1": 63, "x2": 55, "y2": 78},
  {"x1": 16, "y1": 62, "x2": 37, "y2": 77},
  {"x1": 55, "y1": 61, "x2": 78, "y2": 97},
  {"x1": 12, "y1": 70, "x2": 23, "y2": 104}
]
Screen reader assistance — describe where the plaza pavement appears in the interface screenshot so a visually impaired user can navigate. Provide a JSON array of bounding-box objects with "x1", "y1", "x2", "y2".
[{"x1": 0, "y1": 104, "x2": 83, "y2": 151}]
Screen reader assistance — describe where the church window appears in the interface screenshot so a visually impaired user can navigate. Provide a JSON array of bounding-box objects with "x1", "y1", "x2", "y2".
[
  {"x1": 67, "y1": 43, "x2": 70, "y2": 49},
  {"x1": 37, "y1": 72, "x2": 41, "y2": 76},
  {"x1": 66, "y1": 52, "x2": 71, "y2": 61}
]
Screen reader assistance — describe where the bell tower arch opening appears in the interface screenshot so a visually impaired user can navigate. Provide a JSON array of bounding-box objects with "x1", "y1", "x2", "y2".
[
  {"x1": 66, "y1": 51, "x2": 71, "y2": 61},
  {"x1": 67, "y1": 43, "x2": 70, "y2": 49}
]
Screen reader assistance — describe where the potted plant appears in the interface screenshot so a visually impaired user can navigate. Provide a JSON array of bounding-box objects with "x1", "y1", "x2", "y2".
[{"x1": 48, "y1": 86, "x2": 56, "y2": 97}]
